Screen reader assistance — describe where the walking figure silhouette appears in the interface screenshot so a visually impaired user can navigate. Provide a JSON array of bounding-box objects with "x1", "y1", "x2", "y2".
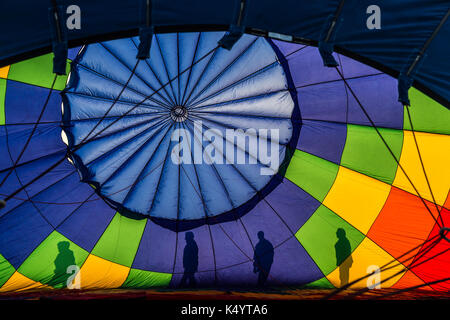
[
  {"x1": 180, "y1": 232, "x2": 199, "y2": 287},
  {"x1": 335, "y1": 228, "x2": 353, "y2": 287},
  {"x1": 253, "y1": 231, "x2": 274, "y2": 286}
]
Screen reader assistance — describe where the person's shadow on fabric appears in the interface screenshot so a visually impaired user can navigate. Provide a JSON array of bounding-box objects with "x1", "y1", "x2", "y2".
[
  {"x1": 335, "y1": 228, "x2": 353, "y2": 287},
  {"x1": 48, "y1": 241, "x2": 76, "y2": 288},
  {"x1": 253, "y1": 231, "x2": 274, "y2": 287},
  {"x1": 180, "y1": 232, "x2": 198, "y2": 288}
]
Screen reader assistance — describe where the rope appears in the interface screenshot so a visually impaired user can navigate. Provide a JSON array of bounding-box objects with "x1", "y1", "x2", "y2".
[
  {"x1": 405, "y1": 105, "x2": 445, "y2": 226},
  {"x1": 0, "y1": 74, "x2": 58, "y2": 188},
  {"x1": 334, "y1": 66, "x2": 442, "y2": 228}
]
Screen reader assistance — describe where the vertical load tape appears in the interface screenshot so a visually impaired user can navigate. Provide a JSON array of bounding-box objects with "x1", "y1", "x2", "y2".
[
  {"x1": 137, "y1": 0, "x2": 153, "y2": 59},
  {"x1": 48, "y1": 0, "x2": 68, "y2": 75},
  {"x1": 218, "y1": 0, "x2": 249, "y2": 50},
  {"x1": 318, "y1": 0, "x2": 346, "y2": 67}
]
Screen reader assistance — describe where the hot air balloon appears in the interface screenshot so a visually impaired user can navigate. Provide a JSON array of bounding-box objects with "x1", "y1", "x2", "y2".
[{"x1": 0, "y1": 1, "x2": 448, "y2": 295}]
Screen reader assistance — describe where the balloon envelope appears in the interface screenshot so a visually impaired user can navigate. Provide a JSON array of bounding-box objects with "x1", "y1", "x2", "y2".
[{"x1": 0, "y1": 31, "x2": 449, "y2": 292}]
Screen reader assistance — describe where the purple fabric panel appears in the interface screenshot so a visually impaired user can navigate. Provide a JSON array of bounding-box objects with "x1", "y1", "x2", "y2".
[
  {"x1": 346, "y1": 74, "x2": 404, "y2": 129},
  {"x1": 296, "y1": 119, "x2": 347, "y2": 164},
  {"x1": 132, "y1": 219, "x2": 177, "y2": 273},
  {"x1": 265, "y1": 237, "x2": 323, "y2": 286},
  {"x1": 240, "y1": 191, "x2": 323, "y2": 286},
  {"x1": 285, "y1": 46, "x2": 341, "y2": 88},
  {"x1": 240, "y1": 200, "x2": 291, "y2": 249},
  {"x1": 337, "y1": 54, "x2": 382, "y2": 78},
  {"x1": 264, "y1": 178, "x2": 322, "y2": 230},
  {"x1": 272, "y1": 39, "x2": 305, "y2": 56},
  {"x1": 170, "y1": 271, "x2": 216, "y2": 288},
  {"x1": 68, "y1": 47, "x2": 81, "y2": 60},
  {"x1": 170, "y1": 224, "x2": 216, "y2": 287},
  {"x1": 297, "y1": 80, "x2": 348, "y2": 123},
  {"x1": 275, "y1": 41, "x2": 403, "y2": 129},
  {"x1": 5, "y1": 80, "x2": 62, "y2": 123},
  {"x1": 57, "y1": 197, "x2": 116, "y2": 252},
  {"x1": 216, "y1": 261, "x2": 255, "y2": 287},
  {"x1": 298, "y1": 75, "x2": 403, "y2": 129},
  {"x1": 209, "y1": 220, "x2": 254, "y2": 270}
]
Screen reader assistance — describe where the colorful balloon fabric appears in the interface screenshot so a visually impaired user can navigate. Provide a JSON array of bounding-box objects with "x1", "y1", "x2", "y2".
[{"x1": 0, "y1": 31, "x2": 449, "y2": 292}]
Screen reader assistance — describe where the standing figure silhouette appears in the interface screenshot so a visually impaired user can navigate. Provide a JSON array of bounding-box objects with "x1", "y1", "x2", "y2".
[
  {"x1": 253, "y1": 231, "x2": 274, "y2": 286},
  {"x1": 335, "y1": 228, "x2": 353, "y2": 287},
  {"x1": 180, "y1": 232, "x2": 198, "y2": 288},
  {"x1": 48, "y1": 241, "x2": 76, "y2": 288}
]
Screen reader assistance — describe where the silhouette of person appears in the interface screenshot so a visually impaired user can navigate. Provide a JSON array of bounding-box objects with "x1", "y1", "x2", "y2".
[
  {"x1": 335, "y1": 228, "x2": 353, "y2": 287},
  {"x1": 48, "y1": 241, "x2": 76, "y2": 288},
  {"x1": 253, "y1": 231, "x2": 274, "y2": 286},
  {"x1": 180, "y1": 232, "x2": 198, "y2": 288}
]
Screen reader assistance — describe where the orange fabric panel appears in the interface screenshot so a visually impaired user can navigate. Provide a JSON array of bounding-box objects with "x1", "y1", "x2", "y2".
[
  {"x1": 368, "y1": 187, "x2": 439, "y2": 263},
  {"x1": 391, "y1": 270, "x2": 432, "y2": 291}
]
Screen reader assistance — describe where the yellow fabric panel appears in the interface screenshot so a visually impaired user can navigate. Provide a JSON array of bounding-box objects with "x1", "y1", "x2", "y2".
[
  {"x1": 323, "y1": 166, "x2": 391, "y2": 234},
  {"x1": 0, "y1": 66, "x2": 9, "y2": 78},
  {"x1": 326, "y1": 237, "x2": 406, "y2": 289},
  {"x1": 393, "y1": 131, "x2": 450, "y2": 206},
  {"x1": 0, "y1": 271, "x2": 49, "y2": 292},
  {"x1": 78, "y1": 254, "x2": 129, "y2": 289}
]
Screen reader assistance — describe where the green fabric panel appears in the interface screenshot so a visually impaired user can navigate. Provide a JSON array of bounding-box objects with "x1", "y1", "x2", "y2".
[
  {"x1": 17, "y1": 231, "x2": 88, "y2": 288},
  {"x1": 0, "y1": 254, "x2": 15, "y2": 288},
  {"x1": 295, "y1": 205, "x2": 364, "y2": 276},
  {"x1": 284, "y1": 150, "x2": 339, "y2": 202},
  {"x1": 340, "y1": 124, "x2": 403, "y2": 184},
  {"x1": 122, "y1": 268, "x2": 172, "y2": 288},
  {"x1": 7, "y1": 54, "x2": 70, "y2": 91},
  {"x1": 405, "y1": 89, "x2": 450, "y2": 135},
  {"x1": 92, "y1": 213, "x2": 147, "y2": 267},
  {"x1": 302, "y1": 276, "x2": 335, "y2": 289},
  {"x1": 0, "y1": 78, "x2": 6, "y2": 125}
]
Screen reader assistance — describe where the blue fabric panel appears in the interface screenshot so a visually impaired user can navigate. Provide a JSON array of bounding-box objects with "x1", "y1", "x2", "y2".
[
  {"x1": 0, "y1": 126, "x2": 13, "y2": 171},
  {"x1": 413, "y1": 17, "x2": 450, "y2": 104},
  {"x1": 0, "y1": 152, "x2": 69, "y2": 213},
  {"x1": 246, "y1": 0, "x2": 338, "y2": 40},
  {"x1": 56, "y1": 197, "x2": 116, "y2": 252},
  {"x1": 5, "y1": 81, "x2": 62, "y2": 124},
  {"x1": 336, "y1": 0, "x2": 449, "y2": 103},
  {"x1": 0, "y1": 201, "x2": 53, "y2": 268},
  {"x1": 63, "y1": 32, "x2": 297, "y2": 222},
  {"x1": 1, "y1": 124, "x2": 66, "y2": 166},
  {"x1": 30, "y1": 172, "x2": 95, "y2": 227},
  {"x1": 1, "y1": 1, "x2": 448, "y2": 104}
]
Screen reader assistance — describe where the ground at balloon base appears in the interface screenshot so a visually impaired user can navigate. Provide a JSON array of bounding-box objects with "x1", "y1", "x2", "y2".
[{"x1": 0, "y1": 287, "x2": 449, "y2": 300}]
